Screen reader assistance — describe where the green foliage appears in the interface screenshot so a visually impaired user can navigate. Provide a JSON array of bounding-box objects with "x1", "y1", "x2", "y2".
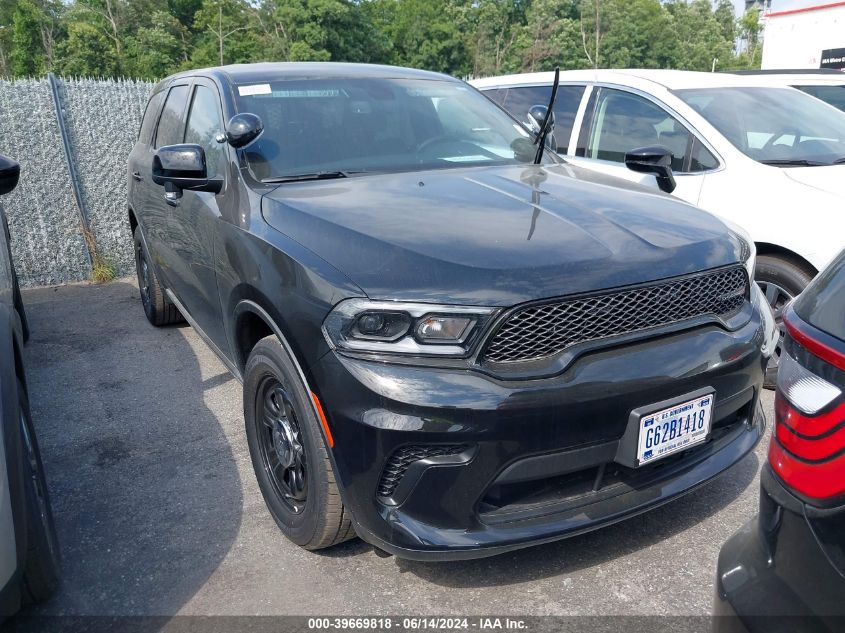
[
  {"x1": 123, "y1": 11, "x2": 189, "y2": 78},
  {"x1": 10, "y1": 0, "x2": 47, "y2": 75},
  {"x1": 55, "y1": 20, "x2": 119, "y2": 76},
  {"x1": 0, "y1": 0, "x2": 762, "y2": 79}
]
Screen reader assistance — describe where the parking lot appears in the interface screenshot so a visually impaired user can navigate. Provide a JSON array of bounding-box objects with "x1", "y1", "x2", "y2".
[{"x1": 21, "y1": 278, "x2": 773, "y2": 617}]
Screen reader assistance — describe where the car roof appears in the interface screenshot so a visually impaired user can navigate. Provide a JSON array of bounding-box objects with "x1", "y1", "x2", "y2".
[
  {"x1": 469, "y1": 69, "x2": 791, "y2": 91},
  {"x1": 160, "y1": 62, "x2": 457, "y2": 88},
  {"x1": 731, "y1": 72, "x2": 845, "y2": 86}
]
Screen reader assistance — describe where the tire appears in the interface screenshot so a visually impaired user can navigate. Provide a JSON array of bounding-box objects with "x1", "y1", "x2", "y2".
[
  {"x1": 755, "y1": 254, "x2": 815, "y2": 389},
  {"x1": 243, "y1": 335, "x2": 354, "y2": 550},
  {"x1": 133, "y1": 226, "x2": 183, "y2": 326},
  {"x1": 16, "y1": 379, "x2": 60, "y2": 604}
]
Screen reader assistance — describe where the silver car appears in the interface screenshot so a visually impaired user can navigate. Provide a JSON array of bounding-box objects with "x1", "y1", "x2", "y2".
[{"x1": 0, "y1": 155, "x2": 58, "y2": 619}]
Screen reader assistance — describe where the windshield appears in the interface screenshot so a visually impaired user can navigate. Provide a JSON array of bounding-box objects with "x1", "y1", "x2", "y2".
[
  {"x1": 675, "y1": 86, "x2": 845, "y2": 166},
  {"x1": 234, "y1": 77, "x2": 542, "y2": 180}
]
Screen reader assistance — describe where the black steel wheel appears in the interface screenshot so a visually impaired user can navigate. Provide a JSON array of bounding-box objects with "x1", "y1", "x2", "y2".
[
  {"x1": 133, "y1": 226, "x2": 183, "y2": 326},
  {"x1": 244, "y1": 335, "x2": 355, "y2": 550},
  {"x1": 256, "y1": 378, "x2": 308, "y2": 514},
  {"x1": 755, "y1": 254, "x2": 815, "y2": 389}
]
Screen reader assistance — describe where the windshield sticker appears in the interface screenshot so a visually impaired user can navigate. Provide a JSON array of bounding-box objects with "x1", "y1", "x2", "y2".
[
  {"x1": 441, "y1": 155, "x2": 494, "y2": 163},
  {"x1": 238, "y1": 84, "x2": 271, "y2": 96},
  {"x1": 252, "y1": 89, "x2": 341, "y2": 99}
]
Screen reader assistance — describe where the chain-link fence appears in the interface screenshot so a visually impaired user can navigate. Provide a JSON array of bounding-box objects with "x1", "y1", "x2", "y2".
[{"x1": 0, "y1": 76, "x2": 154, "y2": 287}]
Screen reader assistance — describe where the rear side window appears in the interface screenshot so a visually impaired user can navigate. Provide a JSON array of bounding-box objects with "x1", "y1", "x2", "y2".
[
  {"x1": 493, "y1": 85, "x2": 585, "y2": 154},
  {"x1": 689, "y1": 138, "x2": 719, "y2": 172},
  {"x1": 154, "y1": 84, "x2": 189, "y2": 148},
  {"x1": 796, "y1": 85, "x2": 845, "y2": 113},
  {"x1": 138, "y1": 91, "x2": 165, "y2": 143}
]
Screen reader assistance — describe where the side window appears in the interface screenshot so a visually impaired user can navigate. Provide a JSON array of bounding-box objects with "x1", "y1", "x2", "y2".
[
  {"x1": 586, "y1": 88, "x2": 690, "y2": 172},
  {"x1": 138, "y1": 91, "x2": 165, "y2": 143},
  {"x1": 689, "y1": 138, "x2": 719, "y2": 172},
  {"x1": 796, "y1": 85, "x2": 845, "y2": 113},
  {"x1": 499, "y1": 85, "x2": 585, "y2": 154},
  {"x1": 154, "y1": 84, "x2": 189, "y2": 148},
  {"x1": 184, "y1": 85, "x2": 225, "y2": 177}
]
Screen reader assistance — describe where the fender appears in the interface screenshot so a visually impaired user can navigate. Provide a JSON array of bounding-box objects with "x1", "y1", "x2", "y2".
[{"x1": 232, "y1": 299, "x2": 359, "y2": 526}]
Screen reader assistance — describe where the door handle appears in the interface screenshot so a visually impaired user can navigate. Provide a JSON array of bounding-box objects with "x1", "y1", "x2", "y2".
[{"x1": 132, "y1": 171, "x2": 143, "y2": 182}]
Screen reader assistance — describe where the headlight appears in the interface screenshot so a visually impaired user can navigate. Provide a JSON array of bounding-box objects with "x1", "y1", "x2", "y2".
[
  {"x1": 322, "y1": 298, "x2": 497, "y2": 357},
  {"x1": 752, "y1": 283, "x2": 779, "y2": 357}
]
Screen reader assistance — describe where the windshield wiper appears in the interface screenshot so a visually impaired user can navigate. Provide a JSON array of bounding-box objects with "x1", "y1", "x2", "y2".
[
  {"x1": 533, "y1": 67, "x2": 560, "y2": 164},
  {"x1": 262, "y1": 171, "x2": 351, "y2": 184},
  {"x1": 760, "y1": 159, "x2": 829, "y2": 167},
  {"x1": 832, "y1": 157, "x2": 845, "y2": 165}
]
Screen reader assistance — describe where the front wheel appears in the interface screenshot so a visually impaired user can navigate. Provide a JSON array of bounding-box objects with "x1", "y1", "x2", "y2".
[
  {"x1": 755, "y1": 254, "x2": 815, "y2": 389},
  {"x1": 243, "y1": 336, "x2": 354, "y2": 550}
]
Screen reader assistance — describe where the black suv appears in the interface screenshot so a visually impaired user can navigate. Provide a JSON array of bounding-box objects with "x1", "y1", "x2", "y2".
[
  {"x1": 715, "y1": 249, "x2": 845, "y2": 631},
  {"x1": 127, "y1": 63, "x2": 774, "y2": 560}
]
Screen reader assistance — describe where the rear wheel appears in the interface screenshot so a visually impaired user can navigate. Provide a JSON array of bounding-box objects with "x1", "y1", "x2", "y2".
[
  {"x1": 133, "y1": 226, "x2": 182, "y2": 326},
  {"x1": 17, "y1": 379, "x2": 60, "y2": 603},
  {"x1": 243, "y1": 336, "x2": 354, "y2": 550},
  {"x1": 755, "y1": 254, "x2": 815, "y2": 389}
]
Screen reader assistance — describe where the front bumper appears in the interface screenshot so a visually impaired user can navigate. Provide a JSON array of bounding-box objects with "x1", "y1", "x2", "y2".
[{"x1": 312, "y1": 316, "x2": 767, "y2": 560}]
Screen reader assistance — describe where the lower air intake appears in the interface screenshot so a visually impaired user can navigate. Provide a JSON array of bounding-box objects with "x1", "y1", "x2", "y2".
[{"x1": 377, "y1": 445, "x2": 468, "y2": 498}]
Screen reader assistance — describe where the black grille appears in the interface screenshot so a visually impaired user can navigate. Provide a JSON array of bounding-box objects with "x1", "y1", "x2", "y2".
[
  {"x1": 483, "y1": 266, "x2": 748, "y2": 363},
  {"x1": 377, "y1": 445, "x2": 468, "y2": 498}
]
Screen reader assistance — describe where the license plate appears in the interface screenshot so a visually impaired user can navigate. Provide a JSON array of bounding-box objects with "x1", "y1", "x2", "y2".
[{"x1": 636, "y1": 394, "x2": 713, "y2": 465}]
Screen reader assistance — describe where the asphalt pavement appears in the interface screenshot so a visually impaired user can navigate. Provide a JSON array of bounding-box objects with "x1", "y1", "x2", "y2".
[{"x1": 19, "y1": 279, "x2": 773, "y2": 617}]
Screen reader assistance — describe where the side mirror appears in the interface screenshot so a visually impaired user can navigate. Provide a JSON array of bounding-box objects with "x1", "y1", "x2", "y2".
[
  {"x1": 152, "y1": 144, "x2": 222, "y2": 199},
  {"x1": 226, "y1": 113, "x2": 263, "y2": 149},
  {"x1": 624, "y1": 146, "x2": 676, "y2": 194},
  {"x1": 526, "y1": 105, "x2": 556, "y2": 151},
  {"x1": 0, "y1": 155, "x2": 21, "y2": 196},
  {"x1": 527, "y1": 105, "x2": 554, "y2": 135}
]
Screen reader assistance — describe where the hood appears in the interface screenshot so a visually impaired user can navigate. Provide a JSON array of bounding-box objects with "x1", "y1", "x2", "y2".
[
  {"x1": 261, "y1": 163, "x2": 744, "y2": 306},
  {"x1": 782, "y1": 164, "x2": 845, "y2": 197}
]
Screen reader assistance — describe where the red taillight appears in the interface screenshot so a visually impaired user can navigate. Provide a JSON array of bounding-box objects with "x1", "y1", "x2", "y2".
[
  {"x1": 769, "y1": 310, "x2": 845, "y2": 501},
  {"x1": 774, "y1": 393, "x2": 845, "y2": 462},
  {"x1": 769, "y1": 440, "x2": 845, "y2": 499}
]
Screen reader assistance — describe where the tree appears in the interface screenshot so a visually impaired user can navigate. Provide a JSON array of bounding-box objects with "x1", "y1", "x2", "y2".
[
  {"x1": 506, "y1": 0, "x2": 586, "y2": 73},
  {"x1": 664, "y1": 0, "x2": 735, "y2": 71},
  {"x1": 10, "y1": 0, "x2": 47, "y2": 76},
  {"x1": 123, "y1": 10, "x2": 189, "y2": 78},
  {"x1": 74, "y1": 0, "x2": 128, "y2": 70},
  {"x1": 256, "y1": 0, "x2": 389, "y2": 63},
  {"x1": 738, "y1": 7, "x2": 762, "y2": 60},
  {"x1": 372, "y1": 0, "x2": 472, "y2": 75},
  {"x1": 191, "y1": 0, "x2": 259, "y2": 66},
  {"x1": 55, "y1": 20, "x2": 119, "y2": 76},
  {"x1": 469, "y1": 0, "x2": 526, "y2": 77}
]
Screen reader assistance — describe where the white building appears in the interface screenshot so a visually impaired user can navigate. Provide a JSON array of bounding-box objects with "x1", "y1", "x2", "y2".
[{"x1": 762, "y1": 1, "x2": 845, "y2": 69}]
